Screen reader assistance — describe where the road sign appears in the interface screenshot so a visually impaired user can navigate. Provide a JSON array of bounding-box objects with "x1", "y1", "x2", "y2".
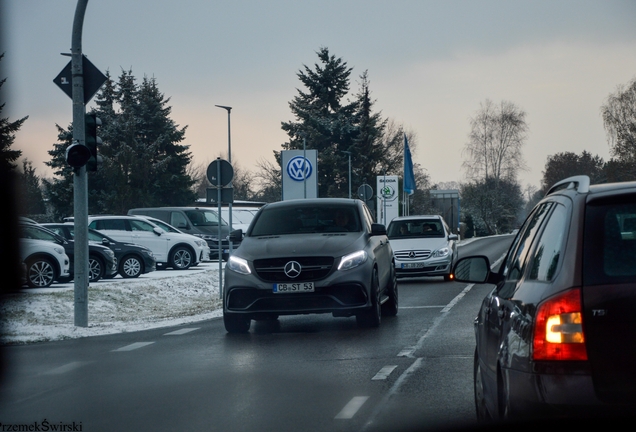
[
  {"x1": 53, "y1": 55, "x2": 107, "y2": 104},
  {"x1": 206, "y1": 159, "x2": 234, "y2": 187},
  {"x1": 358, "y1": 184, "x2": 373, "y2": 201},
  {"x1": 206, "y1": 187, "x2": 234, "y2": 204}
]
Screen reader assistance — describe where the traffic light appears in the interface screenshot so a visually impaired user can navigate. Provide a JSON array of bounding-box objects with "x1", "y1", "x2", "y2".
[
  {"x1": 85, "y1": 113, "x2": 103, "y2": 171},
  {"x1": 65, "y1": 140, "x2": 91, "y2": 169}
]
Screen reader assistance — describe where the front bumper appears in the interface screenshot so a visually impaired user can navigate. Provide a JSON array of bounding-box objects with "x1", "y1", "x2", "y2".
[
  {"x1": 224, "y1": 260, "x2": 373, "y2": 316},
  {"x1": 394, "y1": 257, "x2": 451, "y2": 278}
]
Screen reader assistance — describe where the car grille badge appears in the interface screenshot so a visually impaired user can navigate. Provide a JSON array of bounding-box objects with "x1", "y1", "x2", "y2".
[{"x1": 284, "y1": 261, "x2": 302, "y2": 278}]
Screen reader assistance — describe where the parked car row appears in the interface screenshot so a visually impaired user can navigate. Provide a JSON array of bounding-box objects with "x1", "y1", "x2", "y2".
[{"x1": 18, "y1": 211, "x2": 219, "y2": 288}]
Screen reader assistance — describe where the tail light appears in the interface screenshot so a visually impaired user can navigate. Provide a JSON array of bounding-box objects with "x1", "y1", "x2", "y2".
[{"x1": 533, "y1": 288, "x2": 588, "y2": 361}]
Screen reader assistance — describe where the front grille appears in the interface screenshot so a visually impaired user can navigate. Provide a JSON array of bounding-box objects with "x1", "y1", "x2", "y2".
[
  {"x1": 254, "y1": 257, "x2": 335, "y2": 282},
  {"x1": 394, "y1": 250, "x2": 432, "y2": 260}
]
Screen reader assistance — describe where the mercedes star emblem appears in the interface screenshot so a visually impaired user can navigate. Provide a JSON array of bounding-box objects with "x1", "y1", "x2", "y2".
[{"x1": 284, "y1": 261, "x2": 302, "y2": 278}]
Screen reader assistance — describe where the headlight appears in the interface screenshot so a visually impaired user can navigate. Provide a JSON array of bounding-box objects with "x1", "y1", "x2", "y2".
[
  {"x1": 194, "y1": 234, "x2": 217, "y2": 241},
  {"x1": 104, "y1": 249, "x2": 115, "y2": 258},
  {"x1": 227, "y1": 256, "x2": 251, "y2": 275},
  {"x1": 54, "y1": 247, "x2": 65, "y2": 255},
  {"x1": 433, "y1": 247, "x2": 450, "y2": 258},
  {"x1": 194, "y1": 240, "x2": 206, "y2": 247},
  {"x1": 338, "y1": 250, "x2": 368, "y2": 271}
]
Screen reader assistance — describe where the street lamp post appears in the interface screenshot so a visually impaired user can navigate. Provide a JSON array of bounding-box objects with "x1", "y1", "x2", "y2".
[
  {"x1": 215, "y1": 105, "x2": 232, "y2": 257},
  {"x1": 341, "y1": 151, "x2": 351, "y2": 199}
]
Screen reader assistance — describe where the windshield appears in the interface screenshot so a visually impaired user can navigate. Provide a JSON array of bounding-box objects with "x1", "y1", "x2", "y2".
[
  {"x1": 250, "y1": 205, "x2": 360, "y2": 236},
  {"x1": 387, "y1": 219, "x2": 445, "y2": 239},
  {"x1": 184, "y1": 209, "x2": 227, "y2": 227}
]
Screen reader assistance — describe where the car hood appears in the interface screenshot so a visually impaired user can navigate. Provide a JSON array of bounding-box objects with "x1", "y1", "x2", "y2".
[
  {"x1": 237, "y1": 232, "x2": 365, "y2": 261},
  {"x1": 389, "y1": 237, "x2": 450, "y2": 252}
]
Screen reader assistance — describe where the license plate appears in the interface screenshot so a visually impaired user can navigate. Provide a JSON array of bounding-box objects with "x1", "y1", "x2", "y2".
[
  {"x1": 273, "y1": 282, "x2": 315, "y2": 293},
  {"x1": 402, "y1": 262, "x2": 425, "y2": 269}
]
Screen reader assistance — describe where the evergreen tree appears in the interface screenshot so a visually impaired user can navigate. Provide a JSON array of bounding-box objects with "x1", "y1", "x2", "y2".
[
  {"x1": 0, "y1": 53, "x2": 28, "y2": 172},
  {"x1": 18, "y1": 159, "x2": 46, "y2": 216},
  {"x1": 43, "y1": 125, "x2": 75, "y2": 221},
  {"x1": 281, "y1": 47, "x2": 358, "y2": 197},
  {"x1": 44, "y1": 69, "x2": 196, "y2": 218},
  {"x1": 350, "y1": 71, "x2": 389, "y2": 191}
]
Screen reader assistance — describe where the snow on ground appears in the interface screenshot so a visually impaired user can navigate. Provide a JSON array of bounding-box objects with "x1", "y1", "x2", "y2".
[{"x1": 1, "y1": 263, "x2": 223, "y2": 345}]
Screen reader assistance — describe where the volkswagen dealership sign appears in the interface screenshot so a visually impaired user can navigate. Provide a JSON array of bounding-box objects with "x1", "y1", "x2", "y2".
[
  {"x1": 282, "y1": 150, "x2": 318, "y2": 200},
  {"x1": 286, "y1": 156, "x2": 313, "y2": 181}
]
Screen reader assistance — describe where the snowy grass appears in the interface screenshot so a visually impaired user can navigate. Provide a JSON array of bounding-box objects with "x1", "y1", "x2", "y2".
[{"x1": 1, "y1": 266, "x2": 223, "y2": 344}]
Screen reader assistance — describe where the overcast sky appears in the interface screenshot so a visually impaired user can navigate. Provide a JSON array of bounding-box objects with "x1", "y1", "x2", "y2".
[{"x1": 3, "y1": 0, "x2": 636, "y2": 193}]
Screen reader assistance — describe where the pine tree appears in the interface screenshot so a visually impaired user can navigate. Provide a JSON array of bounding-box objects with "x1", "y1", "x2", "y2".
[
  {"x1": 281, "y1": 47, "x2": 358, "y2": 197},
  {"x1": 43, "y1": 125, "x2": 75, "y2": 220},
  {"x1": 0, "y1": 53, "x2": 28, "y2": 173},
  {"x1": 18, "y1": 159, "x2": 46, "y2": 216},
  {"x1": 44, "y1": 69, "x2": 196, "y2": 218}
]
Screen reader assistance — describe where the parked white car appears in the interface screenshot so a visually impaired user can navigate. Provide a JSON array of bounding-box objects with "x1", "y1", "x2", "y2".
[
  {"x1": 87, "y1": 215, "x2": 203, "y2": 270},
  {"x1": 20, "y1": 238, "x2": 70, "y2": 288},
  {"x1": 134, "y1": 215, "x2": 210, "y2": 262}
]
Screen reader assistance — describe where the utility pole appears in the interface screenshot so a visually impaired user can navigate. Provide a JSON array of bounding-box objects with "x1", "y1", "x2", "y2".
[{"x1": 71, "y1": 0, "x2": 89, "y2": 327}]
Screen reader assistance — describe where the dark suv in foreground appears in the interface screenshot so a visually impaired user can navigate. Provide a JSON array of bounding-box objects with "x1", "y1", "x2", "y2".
[
  {"x1": 453, "y1": 176, "x2": 636, "y2": 420},
  {"x1": 223, "y1": 198, "x2": 397, "y2": 333}
]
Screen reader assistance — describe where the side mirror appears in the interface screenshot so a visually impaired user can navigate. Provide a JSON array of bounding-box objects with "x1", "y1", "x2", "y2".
[
  {"x1": 452, "y1": 256, "x2": 491, "y2": 283},
  {"x1": 371, "y1": 223, "x2": 387, "y2": 236},
  {"x1": 101, "y1": 238, "x2": 110, "y2": 246},
  {"x1": 448, "y1": 234, "x2": 459, "y2": 241},
  {"x1": 229, "y1": 229, "x2": 243, "y2": 242},
  {"x1": 153, "y1": 227, "x2": 163, "y2": 236}
]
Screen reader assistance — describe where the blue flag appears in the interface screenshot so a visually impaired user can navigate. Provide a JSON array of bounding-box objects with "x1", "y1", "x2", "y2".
[{"x1": 404, "y1": 134, "x2": 416, "y2": 195}]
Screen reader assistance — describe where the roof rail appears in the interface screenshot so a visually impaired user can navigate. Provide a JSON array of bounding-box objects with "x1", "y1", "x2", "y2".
[{"x1": 546, "y1": 175, "x2": 590, "y2": 196}]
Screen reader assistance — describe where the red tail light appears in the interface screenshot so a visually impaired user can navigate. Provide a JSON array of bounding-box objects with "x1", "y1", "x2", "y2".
[{"x1": 533, "y1": 288, "x2": 588, "y2": 361}]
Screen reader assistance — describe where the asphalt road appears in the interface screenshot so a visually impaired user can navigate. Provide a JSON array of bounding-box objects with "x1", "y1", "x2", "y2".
[{"x1": 0, "y1": 235, "x2": 513, "y2": 432}]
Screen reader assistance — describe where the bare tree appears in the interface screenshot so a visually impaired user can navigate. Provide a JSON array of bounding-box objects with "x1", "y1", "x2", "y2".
[
  {"x1": 601, "y1": 76, "x2": 636, "y2": 162},
  {"x1": 463, "y1": 99, "x2": 528, "y2": 182},
  {"x1": 252, "y1": 157, "x2": 281, "y2": 203}
]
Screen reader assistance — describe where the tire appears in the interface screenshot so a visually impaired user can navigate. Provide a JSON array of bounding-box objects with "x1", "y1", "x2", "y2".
[
  {"x1": 88, "y1": 255, "x2": 104, "y2": 282},
  {"x1": 170, "y1": 246, "x2": 193, "y2": 270},
  {"x1": 224, "y1": 312, "x2": 251, "y2": 333},
  {"x1": 119, "y1": 255, "x2": 143, "y2": 278},
  {"x1": 381, "y1": 265, "x2": 398, "y2": 317},
  {"x1": 474, "y1": 349, "x2": 491, "y2": 422},
  {"x1": 26, "y1": 257, "x2": 56, "y2": 288},
  {"x1": 357, "y1": 268, "x2": 381, "y2": 328}
]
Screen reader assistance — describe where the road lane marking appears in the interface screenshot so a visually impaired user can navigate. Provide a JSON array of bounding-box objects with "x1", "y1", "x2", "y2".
[
  {"x1": 112, "y1": 342, "x2": 155, "y2": 352},
  {"x1": 44, "y1": 361, "x2": 90, "y2": 375},
  {"x1": 363, "y1": 358, "x2": 424, "y2": 429},
  {"x1": 440, "y1": 284, "x2": 474, "y2": 313},
  {"x1": 163, "y1": 328, "x2": 199, "y2": 335},
  {"x1": 372, "y1": 365, "x2": 397, "y2": 380},
  {"x1": 335, "y1": 396, "x2": 369, "y2": 419}
]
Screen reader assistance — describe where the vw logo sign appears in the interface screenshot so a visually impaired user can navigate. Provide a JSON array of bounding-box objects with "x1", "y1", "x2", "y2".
[
  {"x1": 284, "y1": 261, "x2": 302, "y2": 279},
  {"x1": 286, "y1": 156, "x2": 312, "y2": 182}
]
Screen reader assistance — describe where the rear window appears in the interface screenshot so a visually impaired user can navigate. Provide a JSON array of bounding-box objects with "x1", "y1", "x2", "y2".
[{"x1": 584, "y1": 195, "x2": 636, "y2": 285}]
